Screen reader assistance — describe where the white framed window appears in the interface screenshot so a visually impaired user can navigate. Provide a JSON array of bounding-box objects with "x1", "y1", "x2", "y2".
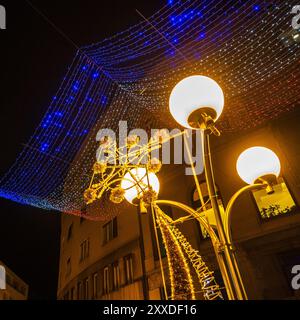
[
  {"x1": 103, "y1": 266, "x2": 110, "y2": 294},
  {"x1": 84, "y1": 278, "x2": 89, "y2": 299},
  {"x1": 92, "y1": 273, "x2": 98, "y2": 298},
  {"x1": 124, "y1": 255, "x2": 134, "y2": 284},
  {"x1": 80, "y1": 239, "x2": 89, "y2": 261},
  {"x1": 113, "y1": 262, "x2": 120, "y2": 290},
  {"x1": 103, "y1": 217, "x2": 118, "y2": 245},
  {"x1": 0, "y1": 265, "x2": 6, "y2": 290},
  {"x1": 252, "y1": 177, "x2": 297, "y2": 220},
  {"x1": 77, "y1": 281, "x2": 82, "y2": 300}
]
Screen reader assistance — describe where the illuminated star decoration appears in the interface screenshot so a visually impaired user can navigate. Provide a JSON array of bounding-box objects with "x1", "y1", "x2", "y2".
[{"x1": 81, "y1": 130, "x2": 170, "y2": 221}]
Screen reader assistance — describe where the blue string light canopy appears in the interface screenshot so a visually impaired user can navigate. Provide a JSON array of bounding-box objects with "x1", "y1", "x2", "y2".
[{"x1": 0, "y1": 0, "x2": 299, "y2": 219}]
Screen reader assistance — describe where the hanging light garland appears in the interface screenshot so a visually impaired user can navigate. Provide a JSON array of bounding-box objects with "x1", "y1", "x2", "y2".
[
  {"x1": 0, "y1": 0, "x2": 298, "y2": 213},
  {"x1": 156, "y1": 207, "x2": 196, "y2": 300},
  {"x1": 158, "y1": 207, "x2": 224, "y2": 300}
]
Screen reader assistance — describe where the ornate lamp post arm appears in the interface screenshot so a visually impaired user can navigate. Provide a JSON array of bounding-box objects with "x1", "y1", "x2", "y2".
[
  {"x1": 154, "y1": 199, "x2": 224, "y2": 300},
  {"x1": 155, "y1": 199, "x2": 219, "y2": 244},
  {"x1": 221, "y1": 183, "x2": 268, "y2": 300},
  {"x1": 224, "y1": 183, "x2": 267, "y2": 245}
]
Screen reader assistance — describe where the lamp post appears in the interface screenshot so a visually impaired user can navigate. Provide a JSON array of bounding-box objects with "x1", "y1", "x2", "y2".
[
  {"x1": 121, "y1": 168, "x2": 161, "y2": 300},
  {"x1": 84, "y1": 77, "x2": 282, "y2": 300},
  {"x1": 169, "y1": 75, "x2": 281, "y2": 300}
]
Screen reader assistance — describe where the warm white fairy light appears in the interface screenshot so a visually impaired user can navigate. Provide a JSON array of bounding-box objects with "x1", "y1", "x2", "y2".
[{"x1": 0, "y1": 1, "x2": 298, "y2": 216}]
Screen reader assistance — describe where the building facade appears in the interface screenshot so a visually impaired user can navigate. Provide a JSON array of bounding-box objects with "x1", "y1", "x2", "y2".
[
  {"x1": 57, "y1": 109, "x2": 300, "y2": 300},
  {"x1": 0, "y1": 261, "x2": 29, "y2": 300}
]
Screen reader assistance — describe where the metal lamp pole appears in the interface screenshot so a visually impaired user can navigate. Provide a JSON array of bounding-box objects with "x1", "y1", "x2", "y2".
[
  {"x1": 202, "y1": 130, "x2": 247, "y2": 300},
  {"x1": 137, "y1": 200, "x2": 149, "y2": 300}
]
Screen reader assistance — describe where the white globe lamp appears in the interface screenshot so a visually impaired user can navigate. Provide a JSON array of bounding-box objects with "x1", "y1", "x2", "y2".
[
  {"x1": 121, "y1": 168, "x2": 160, "y2": 204},
  {"x1": 169, "y1": 75, "x2": 224, "y2": 129},
  {"x1": 236, "y1": 147, "x2": 281, "y2": 185}
]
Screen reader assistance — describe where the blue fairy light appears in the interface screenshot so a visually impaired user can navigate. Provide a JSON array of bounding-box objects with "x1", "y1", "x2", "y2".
[
  {"x1": 0, "y1": 0, "x2": 298, "y2": 213},
  {"x1": 253, "y1": 5, "x2": 260, "y2": 12}
]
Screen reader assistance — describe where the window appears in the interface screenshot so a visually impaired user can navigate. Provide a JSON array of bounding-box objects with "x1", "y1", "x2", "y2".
[
  {"x1": 92, "y1": 273, "x2": 98, "y2": 299},
  {"x1": 124, "y1": 255, "x2": 134, "y2": 284},
  {"x1": 252, "y1": 177, "x2": 297, "y2": 220},
  {"x1": 66, "y1": 257, "x2": 71, "y2": 276},
  {"x1": 84, "y1": 278, "x2": 89, "y2": 299},
  {"x1": 67, "y1": 223, "x2": 73, "y2": 241},
  {"x1": 191, "y1": 182, "x2": 225, "y2": 239},
  {"x1": 80, "y1": 239, "x2": 89, "y2": 261},
  {"x1": 103, "y1": 266, "x2": 110, "y2": 294},
  {"x1": 77, "y1": 282, "x2": 82, "y2": 300},
  {"x1": 113, "y1": 262, "x2": 120, "y2": 290},
  {"x1": 102, "y1": 217, "x2": 118, "y2": 245}
]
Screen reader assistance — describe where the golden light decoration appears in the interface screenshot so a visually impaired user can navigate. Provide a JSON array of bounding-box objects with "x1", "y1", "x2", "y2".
[
  {"x1": 93, "y1": 161, "x2": 107, "y2": 174},
  {"x1": 98, "y1": 135, "x2": 114, "y2": 149},
  {"x1": 121, "y1": 168, "x2": 160, "y2": 204},
  {"x1": 147, "y1": 157, "x2": 162, "y2": 174},
  {"x1": 109, "y1": 187, "x2": 125, "y2": 204},
  {"x1": 152, "y1": 129, "x2": 171, "y2": 143},
  {"x1": 127, "y1": 135, "x2": 140, "y2": 147},
  {"x1": 84, "y1": 130, "x2": 223, "y2": 300},
  {"x1": 156, "y1": 209, "x2": 195, "y2": 300},
  {"x1": 83, "y1": 188, "x2": 97, "y2": 205},
  {"x1": 83, "y1": 131, "x2": 168, "y2": 208},
  {"x1": 157, "y1": 207, "x2": 223, "y2": 300}
]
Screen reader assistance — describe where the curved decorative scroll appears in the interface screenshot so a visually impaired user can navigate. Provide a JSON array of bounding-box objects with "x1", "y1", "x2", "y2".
[
  {"x1": 155, "y1": 205, "x2": 223, "y2": 300},
  {"x1": 156, "y1": 207, "x2": 195, "y2": 300},
  {"x1": 82, "y1": 130, "x2": 182, "y2": 220}
]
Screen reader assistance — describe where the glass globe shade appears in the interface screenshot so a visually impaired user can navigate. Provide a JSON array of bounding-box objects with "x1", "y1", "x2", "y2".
[
  {"x1": 236, "y1": 147, "x2": 281, "y2": 184},
  {"x1": 169, "y1": 75, "x2": 224, "y2": 129},
  {"x1": 121, "y1": 168, "x2": 160, "y2": 204}
]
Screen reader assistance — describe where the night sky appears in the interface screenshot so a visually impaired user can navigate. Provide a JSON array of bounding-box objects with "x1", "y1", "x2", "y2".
[{"x1": 0, "y1": 0, "x2": 163, "y2": 299}]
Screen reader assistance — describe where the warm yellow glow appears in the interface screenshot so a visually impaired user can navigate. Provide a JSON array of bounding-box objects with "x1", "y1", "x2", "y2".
[
  {"x1": 169, "y1": 75, "x2": 224, "y2": 128},
  {"x1": 236, "y1": 147, "x2": 281, "y2": 184},
  {"x1": 121, "y1": 168, "x2": 160, "y2": 204}
]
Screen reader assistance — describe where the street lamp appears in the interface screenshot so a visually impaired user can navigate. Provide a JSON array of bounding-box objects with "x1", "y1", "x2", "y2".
[
  {"x1": 236, "y1": 146, "x2": 281, "y2": 185},
  {"x1": 84, "y1": 76, "x2": 282, "y2": 301},
  {"x1": 121, "y1": 168, "x2": 160, "y2": 205},
  {"x1": 121, "y1": 168, "x2": 161, "y2": 300},
  {"x1": 169, "y1": 75, "x2": 281, "y2": 300},
  {"x1": 224, "y1": 146, "x2": 280, "y2": 259},
  {"x1": 169, "y1": 75, "x2": 224, "y2": 135}
]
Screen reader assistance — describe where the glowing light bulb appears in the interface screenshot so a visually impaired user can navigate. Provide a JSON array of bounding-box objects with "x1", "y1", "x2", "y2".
[
  {"x1": 236, "y1": 147, "x2": 281, "y2": 184},
  {"x1": 121, "y1": 168, "x2": 160, "y2": 204},
  {"x1": 169, "y1": 75, "x2": 224, "y2": 129}
]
